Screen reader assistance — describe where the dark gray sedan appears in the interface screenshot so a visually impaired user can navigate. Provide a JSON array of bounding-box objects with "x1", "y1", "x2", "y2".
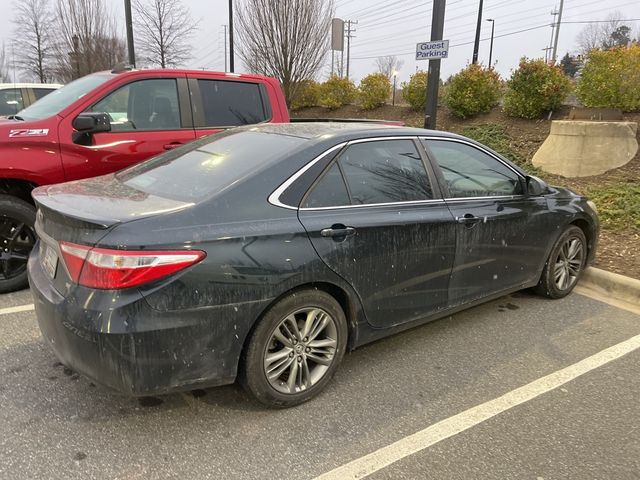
[{"x1": 28, "y1": 123, "x2": 599, "y2": 407}]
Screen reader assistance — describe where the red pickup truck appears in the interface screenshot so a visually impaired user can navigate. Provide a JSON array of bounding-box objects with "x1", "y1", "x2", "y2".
[{"x1": 0, "y1": 68, "x2": 289, "y2": 292}]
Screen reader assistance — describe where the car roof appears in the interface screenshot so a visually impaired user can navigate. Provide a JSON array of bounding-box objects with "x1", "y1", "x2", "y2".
[
  {"x1": 239, "y1": 121, "x2": 462, "y2": 142},
  {"x1": 0, "y1": 83, "x2": 62, "y2": 89}
]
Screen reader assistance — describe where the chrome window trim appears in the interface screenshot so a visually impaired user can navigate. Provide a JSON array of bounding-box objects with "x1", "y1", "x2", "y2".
[
  {"x1": 268, "y1": 136, "x2": 426, "y2": 210},
  {"x1": 443, "y1": 194, "x2": 526, "y2": 202},
  {"x1": 268, "y1": 142, "x2": 347, "y2": 210},
  {"x1": 420, "y1": 136, "x2": 526, "y2": 180},
  {"x1": 299, "y1": 198, "x2": 445, "y2": 212}
]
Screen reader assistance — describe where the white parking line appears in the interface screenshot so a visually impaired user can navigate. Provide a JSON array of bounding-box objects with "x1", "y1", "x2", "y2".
[
  {"x1": 0, "y1": 304, "x2": 35, "y2": 316},
  {"x1": 314, "y1": 332, "x2": 640, "y2": 480}
]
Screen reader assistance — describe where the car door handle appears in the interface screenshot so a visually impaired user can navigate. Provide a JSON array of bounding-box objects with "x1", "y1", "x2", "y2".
[
  {"x1": 456, "y1": 214, "x2": 481, "y2": 224},
  {"x1": 163, "y1": 142, "x2": 184, "y2": 150},
  {"x1": 320, "y1": 226, "x2": 357, "y2": 238}
]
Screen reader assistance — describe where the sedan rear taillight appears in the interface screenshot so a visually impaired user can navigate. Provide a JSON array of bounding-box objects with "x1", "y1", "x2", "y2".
[{"x1": 59, "y1": 241, "x2": 206, "y2": 289}]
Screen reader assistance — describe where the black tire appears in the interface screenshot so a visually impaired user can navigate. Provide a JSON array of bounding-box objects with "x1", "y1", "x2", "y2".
[
  {"x1": 239, "y1": 289, "x2": 348, "y2": 408},
  {"x1": 534, "y1": 225, "x2": 587, "y2": 299},
  {"x1": 0, "y1": 195, "x2": 37, "y2": 294}
]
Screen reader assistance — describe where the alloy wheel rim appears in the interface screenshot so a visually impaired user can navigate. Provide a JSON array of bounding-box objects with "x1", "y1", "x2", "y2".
[
  {"x1": 263, "y1": 307, "x2": 338, "y2": 395},
  {"x1": 553, "y1": 236, "x2": 584, "y2": 291},
  {"x1": 0, "y1": 216, "x2": 35, "y2": 281}
]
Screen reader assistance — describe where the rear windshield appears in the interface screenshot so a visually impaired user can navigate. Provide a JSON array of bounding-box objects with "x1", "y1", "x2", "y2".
[
  {"x1": 117, "y1": 129, "x2": 305, "y2": 201},
  {"x1": 18, "y1": 74, "x2": 113, "y2": 121}
]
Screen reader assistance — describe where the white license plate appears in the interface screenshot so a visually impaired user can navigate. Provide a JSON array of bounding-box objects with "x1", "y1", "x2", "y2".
[{"x1": 40, "y1": 243, "x2": 58, "y2": 279}]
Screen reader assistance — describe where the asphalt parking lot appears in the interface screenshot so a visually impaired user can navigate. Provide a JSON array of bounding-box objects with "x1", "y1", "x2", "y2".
[{"x1": 1, "y1": 287, "x2": 639, "y2": 480}]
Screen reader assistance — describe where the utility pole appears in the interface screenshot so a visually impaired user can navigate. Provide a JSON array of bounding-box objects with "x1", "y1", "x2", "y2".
[
  {"x1": 223, "y1": 24, "x2": 228, "y2": 72},
  {"x1": 472, "y1": 0, "x2": 483, "y2": 64},
  {"x1": 424, "y1": 0, "x2": 446, "y2": 129},
  {"x1": 124, "y1": 0, "x2": 136, "y2": 67},
  {"x1": 345, "y1": 20, "x2": 357, "y2": 79},
  {"x1": 551, "y1": 0, "x2": 564, "y2": 63},
  {"x1": 228, "y1": 0, "x2": 234, "y2": 72}
]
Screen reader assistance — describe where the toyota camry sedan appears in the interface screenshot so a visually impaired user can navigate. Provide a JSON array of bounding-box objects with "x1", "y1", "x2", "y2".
[{"x1": 28, "y1": 122, "x2": 599, "y2": 407}]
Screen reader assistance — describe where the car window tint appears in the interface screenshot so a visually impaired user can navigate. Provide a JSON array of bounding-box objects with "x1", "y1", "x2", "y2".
[
  {"x1": 337, "y1": 139, "x2": 432, "y2": 205},
  {"x1": 197, "y1": 79, "x2": 267, "y2": 127},
  {"x1": 91, "y1": 79, "x2": 180, "y2": 131},
  {"x1": 0, "y1": 88, "x2": 25, "y2": 115},
  {"x1": 425, "y1": 140, "x2": 523, "y2": 198},
  {"x1": 33, "y1": 88, "x2": 56, "y2": 100},
  {"x1": 303, "y1": 164, "x2": 350, "y2": 208}
]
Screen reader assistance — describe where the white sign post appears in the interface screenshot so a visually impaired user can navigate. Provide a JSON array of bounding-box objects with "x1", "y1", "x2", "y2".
[{"x1": 415, "y1": 40, "x2": 449, "y2": 60}]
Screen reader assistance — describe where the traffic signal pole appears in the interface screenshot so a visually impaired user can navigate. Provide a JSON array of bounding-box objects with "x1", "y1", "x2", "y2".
[{"x1": 424, "y1": 0, "x2": 446, "y2": 129}]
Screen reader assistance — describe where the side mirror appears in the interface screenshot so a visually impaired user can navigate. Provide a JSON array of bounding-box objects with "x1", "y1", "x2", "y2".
[
  {"x1": 526, "y1": 175, "x2": 548, "y2": 196},
  {"x1": 72, "y1": 112, "x2": 111, "y2": 134}
]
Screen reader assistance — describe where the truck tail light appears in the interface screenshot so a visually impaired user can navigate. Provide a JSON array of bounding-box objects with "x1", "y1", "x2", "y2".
[{"x1": 59, "y1": 241, "x2": 205, "y2": 289}]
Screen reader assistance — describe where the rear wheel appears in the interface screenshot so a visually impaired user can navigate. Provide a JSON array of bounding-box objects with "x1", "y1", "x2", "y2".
[
  {"x1": 534, "y1": 225, "x2": 587, "y2": 299},
  {"x1": 240, "y1": 290, "x2": 348, "y2": 408},
  {"x1": 0, "y1": 195, "x2": 36, "y2": 293}
]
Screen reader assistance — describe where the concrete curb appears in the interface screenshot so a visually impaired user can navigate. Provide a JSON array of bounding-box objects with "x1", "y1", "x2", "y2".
[{"x1": 577, "y1": 267, "x2": 640, "y2": 313}]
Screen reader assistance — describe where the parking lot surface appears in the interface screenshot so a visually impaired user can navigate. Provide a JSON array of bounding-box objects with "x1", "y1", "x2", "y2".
[{"x1": 1, "y1": 288, "x2": 639, "y2": 479}]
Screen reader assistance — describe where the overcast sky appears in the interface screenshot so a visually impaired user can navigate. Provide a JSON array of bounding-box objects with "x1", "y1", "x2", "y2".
[{"x1": 0, "y1": 0, "x2": 638, "y2": 84}]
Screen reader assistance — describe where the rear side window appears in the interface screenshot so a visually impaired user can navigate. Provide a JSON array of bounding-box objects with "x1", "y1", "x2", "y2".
[
  {"x1": 33, "y1": 88, "x2": 56, "y2": 100},
  {"x1": 197, "y1": 79, "x2": 267, "y2": 127},
  {"x1": 302, "y1": 139, "x2": 433, "y2": 208},
  {"x1": 0, "y1": 88, "x2": 24, "y2": 115},
  {"x1": 91, "y1": 78, "x2": 180, "y2": 131},
  {"x1": 303, "y1": 164, "x2": 350, "y2": 208}
]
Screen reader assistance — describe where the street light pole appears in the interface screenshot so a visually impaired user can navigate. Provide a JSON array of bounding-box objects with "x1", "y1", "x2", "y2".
[
  {"x1": 471, "y1": 0, "x2": 484, "y2": 64},
  {"x1": 228, "y1": 0, "x2": 235, "y2": 72},
  {"x1": 486, "y1": 18, "x2": 495, "y2": 68},
  {"x1": 124, "y1": 0, "x2": 136, "y2": 67},
  {"x1": 392, "y1": 71, "x2": 398, "y2": 106}
]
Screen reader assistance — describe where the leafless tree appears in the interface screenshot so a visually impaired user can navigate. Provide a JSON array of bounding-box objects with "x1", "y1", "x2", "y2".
[
  {"x1": 52, "y1": 0, "x2": 126, "y2": 82},
  {"x1": 236, "y1": 0, "x2": 334, "y2": 105},
  {"x1": 133, "y1": 0, "x2": 197, "y2": 68},
  {"x1": 576, "y1": 12, "x2": 637, "y2": 54},
  {"x1": 12, "y1": 0, "x2": 54, "y2": 82},
  {"x1": 0, "y1": 44, "x2": 11, "y2": 82},
  {"x1": 375, "y1": 55, "x2": 404, "y2": 80}
]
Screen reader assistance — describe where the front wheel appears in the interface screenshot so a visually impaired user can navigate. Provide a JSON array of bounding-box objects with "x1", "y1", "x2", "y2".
[
  {"x1": 240, "y1": 290, "x2": 348, "y2": 408},
  {"x1": 0, "y1": 195, "x2": 36, "y2": 293},
  {"x1": 534, "y1": 225, "x2": 587, "y2": 299}
]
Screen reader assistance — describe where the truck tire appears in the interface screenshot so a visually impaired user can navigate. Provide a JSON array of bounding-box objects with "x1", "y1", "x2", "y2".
[{"x1": 0, "y1": 195, "x2": 37, "y2": 293}]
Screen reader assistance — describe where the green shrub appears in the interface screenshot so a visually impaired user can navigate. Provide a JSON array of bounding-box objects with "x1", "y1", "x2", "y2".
[
  {"x1": 503, "y1": 58, "x2": 571, "y2": 119},
  {"x1": 318, "y1": 75, "x2": 357, "y2": 109},
  {"x1": 444, "y1": 64, "x2": 502, "y2": 118},
  {"x1": 290, "y1": 80, "x2": 320, "y2": 110},
  {"x1": 401, "y1": 71, "x2": 428, "y2": 110},
  {"x1": 358, "y1": 73, "x2": 391, "y2": 110},
  {"x1": 576, "y1": 45, "x2": 640, "y2": 112}
]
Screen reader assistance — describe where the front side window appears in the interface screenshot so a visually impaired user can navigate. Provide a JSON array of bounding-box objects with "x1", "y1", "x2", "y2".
[
  {"x1": 197, "y1": 79, "x2": 267, "y2": 127},
  {"x1": 91, "y1": 78, "x2": 180, "y2": 131},
  {"x1": 0, "y1": 89, "x2": 24, "y2": 115},
  {"x1": 425, "y1": 140, "x2": 523, "y2": 198}
]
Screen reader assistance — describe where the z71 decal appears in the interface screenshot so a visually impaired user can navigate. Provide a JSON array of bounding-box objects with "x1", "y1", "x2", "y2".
[{"x1": 9, "y1": 128, "x2": 49, "y2": 138}]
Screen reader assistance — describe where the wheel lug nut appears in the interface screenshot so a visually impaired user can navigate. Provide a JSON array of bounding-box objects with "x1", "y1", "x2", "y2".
[
  {"x1": 305, "y1": 347, "x2": 311, "y2": 353},
  {"x1": 297, "y1": 356, "x2": 302, "y2": 362},
  {"x1": 289, "y1": 352, "x2": 294, "y2": 358},
  {"x1": 292, "y1": 339, "x2": 297, "y2": 345},
  {"x1": 303, "y1": 337, "x2": 308, "y2": 342}
]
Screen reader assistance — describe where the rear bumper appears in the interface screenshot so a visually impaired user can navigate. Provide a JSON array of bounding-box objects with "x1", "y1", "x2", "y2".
[{"x1": 28, "y1": 249, "x2": 265, "y2": 396}]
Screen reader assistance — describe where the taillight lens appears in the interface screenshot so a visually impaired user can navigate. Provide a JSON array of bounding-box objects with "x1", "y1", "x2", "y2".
[{"x1": 59, "y1": 241, "x2": 206, "y2": 289}]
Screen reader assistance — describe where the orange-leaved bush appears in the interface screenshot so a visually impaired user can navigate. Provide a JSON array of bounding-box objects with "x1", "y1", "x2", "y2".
[
  {"x1": 358, "y1": 73, "x2": 391, "y2": 110},
  {"x1": 503, "y1": 58, "x2": 571, "y2": 119},
  {"x1": 318, "y1": 75, "x2": 357, "y2": 109}
]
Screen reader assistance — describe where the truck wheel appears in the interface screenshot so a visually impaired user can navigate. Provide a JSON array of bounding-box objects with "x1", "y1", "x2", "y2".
[
  {"x1": 239, "y1": 290, "x2": 348, "y2": 408},
  {"x1": 534, "y1": 225, "x2": 587, "y2": 299},
  {"x1": 0, "y1": 195, "x2": 36, "y2": 293}
]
